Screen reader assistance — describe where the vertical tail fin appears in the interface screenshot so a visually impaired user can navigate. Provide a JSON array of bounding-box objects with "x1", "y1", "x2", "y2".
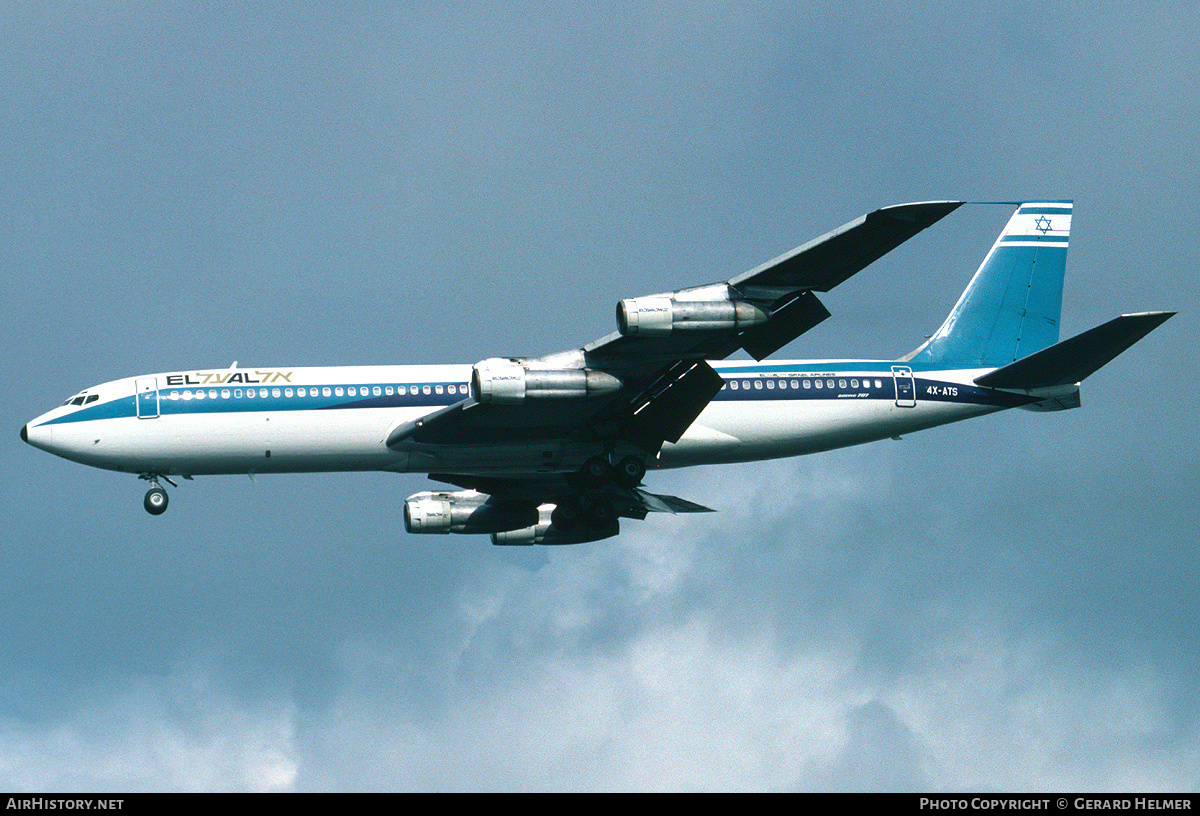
[{"x1": 907, "y1": 201, "x2": 1073, "y2": 368}]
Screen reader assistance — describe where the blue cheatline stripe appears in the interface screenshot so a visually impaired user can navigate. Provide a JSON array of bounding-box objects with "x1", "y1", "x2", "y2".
[
  {"x1": 712, "y1": 372, "x2": 1032, "y2": 408},
  {"x1": 40, "y1": 398, "x2": 135, "y2": 425},
  {"x1": 714, "y1": 361, "x2": 902, "y2": 375},
  {"x1": 38, "y1": 382, "x2": 472, "y2": 425}
]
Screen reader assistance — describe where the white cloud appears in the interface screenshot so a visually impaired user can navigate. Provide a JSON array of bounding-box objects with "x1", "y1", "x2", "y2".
[
  {"x1": 888, "y1": 622, "x2": 1200, "y2": 792},
  {"x1": 304, "y1": 603, "x2": 1200, "y2": 791},
  {"x1": 296, "y1": 465, "x2": 1200, "y2": 792},
  {"x1": 0, "y1": 673, "x2": 298, "y2": 792},
  {"x1": 309, "y1": 616, "x2": 857, "y2": 790},
  {"x1": 4, "y1": 532, "x2": 1195, "y2": 792}
]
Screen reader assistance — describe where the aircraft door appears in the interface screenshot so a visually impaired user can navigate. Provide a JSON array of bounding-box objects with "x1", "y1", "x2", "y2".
[
  {"x1": 135, "y1": 378, "x2": 159, "y2": 419},
  {"x1": 892, "y1": 366, "x2": 916, "y2": 408}
]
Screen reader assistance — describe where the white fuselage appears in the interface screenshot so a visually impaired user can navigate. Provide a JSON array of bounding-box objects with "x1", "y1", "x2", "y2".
[{"x1": 23, "y1": 360, "x2": 1030, "y2": 480}]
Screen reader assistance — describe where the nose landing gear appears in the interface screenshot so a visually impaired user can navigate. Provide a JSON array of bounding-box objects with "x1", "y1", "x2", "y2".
[
  {"x1": 144, "y1": 485, "x2": 169, "y2": 515},
  {"x1": 139, "y1": 473, "x2": 178, "y2": 515}
]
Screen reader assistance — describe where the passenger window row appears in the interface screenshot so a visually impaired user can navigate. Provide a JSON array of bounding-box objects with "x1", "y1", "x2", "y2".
[
  {"x1": 163, "y1": 384, "x2": 469, "y2": 402},
  {"x1": 724, "y1": 377, "x2": 885, "y2": 392}
]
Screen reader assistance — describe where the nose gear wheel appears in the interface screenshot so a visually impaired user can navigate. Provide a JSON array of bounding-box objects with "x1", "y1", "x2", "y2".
[{"x1": 138, "y1": 473, "x2": 177, "y2": 515}]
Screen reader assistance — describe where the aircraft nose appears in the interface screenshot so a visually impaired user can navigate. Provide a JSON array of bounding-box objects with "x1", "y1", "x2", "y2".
[{"x1": 21, "y1": 420, "x2": 53, "y2": 452}]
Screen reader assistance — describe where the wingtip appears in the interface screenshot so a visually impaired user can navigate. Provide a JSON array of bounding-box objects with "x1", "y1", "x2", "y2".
[
  {"x1": 876, "y1": 200, "x2": 964, "y2": 222},
  {"x1": 1120, "y1": 310, "x2": 1176, "y2": 324}
]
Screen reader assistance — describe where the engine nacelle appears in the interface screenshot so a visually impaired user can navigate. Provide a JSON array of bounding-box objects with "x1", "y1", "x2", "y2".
[
  {"x1": 616, "y1": 296, "x2": 768, "y2": 336},
  {"x1": 471, "y1": 359, "x2": 622, "y2": 404},
  {"x1": 491, "y1": 507, "x2": 620, "y2": 545},
  {"x1": 404, "y1": 490, "x2": 539, "y2": 535}
]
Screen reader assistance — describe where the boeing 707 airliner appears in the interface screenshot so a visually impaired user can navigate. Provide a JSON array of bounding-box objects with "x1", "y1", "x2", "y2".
[{"x1": 21, "y1": 201, "x2": 1173, "y2": 544}]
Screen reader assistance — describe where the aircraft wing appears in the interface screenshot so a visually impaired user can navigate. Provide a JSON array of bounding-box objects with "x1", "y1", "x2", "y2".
[
  {"x1": 584, "y1": 200, "x2": 964, "y2": 367},
  {"x1": 389, "y1": 200, "x2": 963, "y2": 460}
]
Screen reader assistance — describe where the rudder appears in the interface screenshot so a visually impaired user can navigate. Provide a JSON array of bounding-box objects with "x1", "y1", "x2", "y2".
[{"x1": 907, "y1": 201, "x2": 1072, "y2": 368}]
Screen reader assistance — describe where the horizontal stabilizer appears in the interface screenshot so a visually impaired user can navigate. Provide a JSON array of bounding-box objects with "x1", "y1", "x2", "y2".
[{"x1": 974, "y1": 312, "x2": 1174, "y2": 389}]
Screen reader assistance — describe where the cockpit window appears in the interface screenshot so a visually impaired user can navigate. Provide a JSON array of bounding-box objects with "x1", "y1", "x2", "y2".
[{"x1": 63, "y1": 392, "x2": 100, "y2": 406}]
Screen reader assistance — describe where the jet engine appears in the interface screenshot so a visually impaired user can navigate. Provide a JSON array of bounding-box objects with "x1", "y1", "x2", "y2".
[
  {"x1": 404, "y1": 490, "x2": 539, "y2": 535},
  {"x1": 616, "y1": 296, "x2": 768, "y2": 336},
  {"x1": 490, "y1": 506, "x2": 620, "y2": 545},
  {"x1": 471, "y1": 359, "x2": 622, "y2": 404}
]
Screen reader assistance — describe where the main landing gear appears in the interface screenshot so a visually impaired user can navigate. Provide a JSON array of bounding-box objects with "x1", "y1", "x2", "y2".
[
  {"x1": 139, "y1": 473, "x2": 178, "y2": 516},
  {"x1": 551, "y1": 454, "x2": 648, "y2": 532},
  {"x1": 613, "y1": 455, "x2": 647, "y2": 489},
  {"x1": 580, "y1": 454, "x2": 646, "y2": 489}
]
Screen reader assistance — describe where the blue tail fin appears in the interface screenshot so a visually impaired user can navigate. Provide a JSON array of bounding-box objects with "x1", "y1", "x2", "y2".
[{"x1": 907, "y1": 201, "x2": 1072, "y2": 368}]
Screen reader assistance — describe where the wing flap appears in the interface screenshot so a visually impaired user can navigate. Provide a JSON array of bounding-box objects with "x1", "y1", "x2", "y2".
[
  {"x1": 738, "y1": 290, "x2": 832, "y2": 361},
  {"x1": 632, "y1": 489, "x2": 715, "y2": 514},
  {"x1": 625, "y1": 360, "x2": 727, "y2": 448},
  {"x1": 385, "y1": 399, "x2": 470, "y2": 447}
]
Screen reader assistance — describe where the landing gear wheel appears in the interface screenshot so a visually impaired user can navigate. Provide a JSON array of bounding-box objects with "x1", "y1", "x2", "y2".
[
  {"x1": 581, "y1": 455, "x2": 611, "y2": 485},
  {"x1": 584, "y1": 498, "x2": 616, "y2": 529},
  {"x1": 614, "y1": 455, "x2": 646, "y2": 488},
  {"x1": 551, "y1": 498, "x2": 582, "y2": 531},
  {"x1": 144, "y1": 486, "x2": 169, "y2": 515}
]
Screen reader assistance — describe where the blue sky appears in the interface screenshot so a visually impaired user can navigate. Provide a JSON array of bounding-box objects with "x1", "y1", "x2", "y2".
[{"x1": 3, "y1": 1, "x2": 1197, "y2": 791}]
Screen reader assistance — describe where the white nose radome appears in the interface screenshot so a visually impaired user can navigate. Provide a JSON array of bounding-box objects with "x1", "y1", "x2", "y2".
[{"x1": 20, "y1": 417, "x2": 58, "y2": 456}]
